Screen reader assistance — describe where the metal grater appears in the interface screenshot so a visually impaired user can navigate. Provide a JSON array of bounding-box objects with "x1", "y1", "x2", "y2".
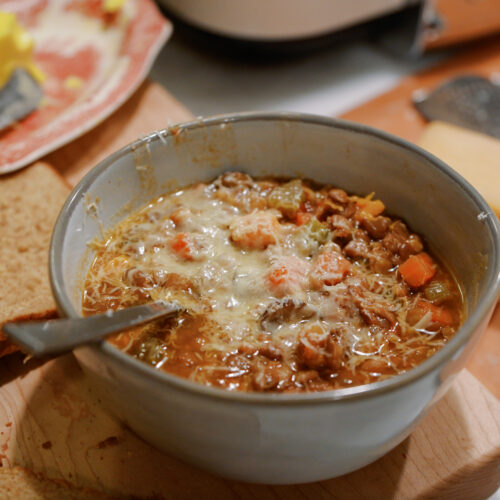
[{"x1": 412, "y1": 75, "x2": 500, "y2": 139}]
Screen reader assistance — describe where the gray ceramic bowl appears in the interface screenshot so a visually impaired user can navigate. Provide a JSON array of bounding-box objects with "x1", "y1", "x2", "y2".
[{"x1": 50, "y1": 113, "x2": 500, "y2": 484}]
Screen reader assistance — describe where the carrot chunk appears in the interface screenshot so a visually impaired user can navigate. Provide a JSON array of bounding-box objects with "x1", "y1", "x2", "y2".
[
  {"x1": 170, "y1": 232, "x2": 195, "y2": 260},
  {"x1": 295, "y1": 211, "x2": 313, "y2": 226},
  {"x1": 267, "y1": 266, "x2": 288, "y2": 287},
  {"x1": 266, "y1": 256, "x2": 309, "y2": 296},
  {"x1": 409, "y1": 300, "x2": 454, "y2": 327},
  {"x1": 399, "y1": 252, "x2": 436, "y2": 288},
  {"x1": 354, "y1": 197, "x2": 385, "y2": 220},
  {"x1": 230, "y1": 211, "x2": 281, "y2": 250}
]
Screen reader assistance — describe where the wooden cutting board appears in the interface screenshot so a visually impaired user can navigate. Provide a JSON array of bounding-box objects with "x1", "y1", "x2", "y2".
[
  {"x1": 1, "y1": 352, "x2": 498, "y2": 500},
  {"x1": 1, "y1": 78, "x2": 499, "y2": 499}
]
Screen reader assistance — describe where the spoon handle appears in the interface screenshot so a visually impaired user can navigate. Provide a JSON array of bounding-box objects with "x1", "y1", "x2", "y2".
[{"x1": 2, "y1": 301, "x2": 182, "y2": 357}]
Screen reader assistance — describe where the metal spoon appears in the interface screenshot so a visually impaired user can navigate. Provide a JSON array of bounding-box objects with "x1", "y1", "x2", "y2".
[{"x1": 2, "y1": 301, "x2": 182, "y2": 357}]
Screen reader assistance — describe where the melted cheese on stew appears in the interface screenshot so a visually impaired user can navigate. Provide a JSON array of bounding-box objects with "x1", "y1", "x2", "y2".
[{"x1": 83, "y1": 172, "x2": 464, "y2": 392}]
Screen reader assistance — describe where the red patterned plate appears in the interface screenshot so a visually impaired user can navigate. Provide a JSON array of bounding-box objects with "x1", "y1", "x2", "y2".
[{"x1": 0, "y1": 0, "x2": 171, "y2": 174}]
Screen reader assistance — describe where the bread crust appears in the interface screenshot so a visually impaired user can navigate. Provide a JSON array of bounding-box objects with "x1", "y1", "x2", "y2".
[{"x1": 0, "y1": 162, "x2": 70, "y2": 357}]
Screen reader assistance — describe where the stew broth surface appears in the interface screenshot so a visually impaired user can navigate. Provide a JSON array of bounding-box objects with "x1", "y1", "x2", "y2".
[{"x1": 83, "y1": 172, "x2": 464, "y2": 392}]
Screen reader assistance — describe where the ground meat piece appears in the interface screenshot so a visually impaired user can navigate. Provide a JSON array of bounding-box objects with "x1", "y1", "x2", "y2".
[
  {"x1": 316, "y1": 200, "x2": 343, "y2": 221},
  {"x1": 237, "y1": 342, "x2": 258, "y2": 357},
  {"x1": 132, "y1": 289, "x2": 151, "y2": 304},
  {"x1": 328, "y1": 188, "x2": 349, "y2": 205},
  {"x1": 382, "y1": 221, "x2": 404, "y2": 252},
  {"x1": 294, "y1": 370, "x2": 320, "y2": 386},
  {"x1": 348, "y1": 278, "x2": 397, "y2": 328},
  {"x1": 296, "y1": 324, "x2": 344, "y2": 371},
  {"x1": 338, "y1": 226, "x2": 392, "y2": 272},
  {"x1": 361, "y1": 216, "x2": 391, "y2": 239},
  {"x1": 399, "y1": 235, "x2": 424, "y2": 261},
  {"x1": 328, "y1": 214, "x2": 353, "y2": 243},
  {"x1": 382, "y1": 221, "x2": 424, "y2": 263},
  {"x1": 343, "y1": 230, "x2": 371, "y2": 259},
  {"x1": 260, "y1": 298, "x2": 315, "y2": 332},
  {"x1": 368, "y1": 243, "x2": 394, "y2": 273},
  {"x1": 343, "y1": 201, "x2": 357, "y2": 219},
  {"x1": 325, "y1": 335, "x2": 344, "y2": 370},
  {"x1": 258, "y1": 343, "x2": 283, "y2": 361}
]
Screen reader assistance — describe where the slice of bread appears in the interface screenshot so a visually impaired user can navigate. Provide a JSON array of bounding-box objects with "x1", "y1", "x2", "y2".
[
  {"x1": 0, "y1": 466, "x2": 114, "y2": 499},
  {"x1": 0, "y1": 163, "x2": 70, "y2": 357}
]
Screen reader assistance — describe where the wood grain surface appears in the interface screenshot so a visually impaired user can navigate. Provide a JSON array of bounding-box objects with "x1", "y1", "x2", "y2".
[
  {"x1": 0, "y1": 354, "x2": 498, "y2": 500},
  {"x1": 1, "y1": 71, "x2": 499, "y2": 498}
]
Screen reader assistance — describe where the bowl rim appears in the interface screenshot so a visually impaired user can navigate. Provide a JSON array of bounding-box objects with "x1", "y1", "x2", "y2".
[{"x1": 50, "y1": 111, "x2": 500, "y2": 405}]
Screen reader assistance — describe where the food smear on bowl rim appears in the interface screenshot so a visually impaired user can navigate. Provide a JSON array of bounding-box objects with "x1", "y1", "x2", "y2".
[{"x1": 82, "y1": 172, "x2": 465, "y2": 393}]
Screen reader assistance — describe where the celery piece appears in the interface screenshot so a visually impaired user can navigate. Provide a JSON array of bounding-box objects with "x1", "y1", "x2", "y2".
[
  {"x1": 295, "y1": 218, "x2": 331, "y2": 255},
  {"x1": 424, "y1": 281, "x2": 452, "y2": 304},
  {"x1": 306, "y1": 218, "x2": 330, "y2": 245},
  {"x1": 268, "y1": 180, "x2": 305, "y2": 218}
]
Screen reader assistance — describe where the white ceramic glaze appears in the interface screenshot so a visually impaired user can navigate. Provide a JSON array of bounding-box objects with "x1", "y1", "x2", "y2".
[
  {"x1": 157, "y1": 0, "x2": 407, "y2": 41},
  {"x1": 50, "y1": 113, "x2": 500, "y2": 484}
]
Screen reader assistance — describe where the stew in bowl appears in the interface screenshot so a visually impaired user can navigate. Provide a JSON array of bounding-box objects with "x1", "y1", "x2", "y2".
[{"x1": 83, "y1": 172, "x2": 464, "y2": 393}]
